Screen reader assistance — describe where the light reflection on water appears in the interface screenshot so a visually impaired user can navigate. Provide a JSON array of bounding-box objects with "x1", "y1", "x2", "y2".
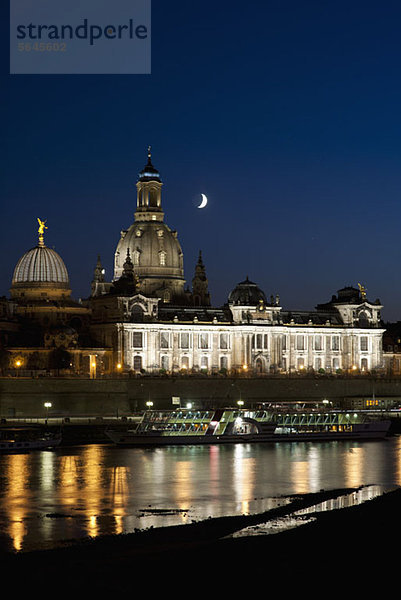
[
  {"x1": 230, "y1": 484, "x2": 393, "y2": 538},
  {"x1": 0, "y1": 436, "x2": 400, "y2": 552}
]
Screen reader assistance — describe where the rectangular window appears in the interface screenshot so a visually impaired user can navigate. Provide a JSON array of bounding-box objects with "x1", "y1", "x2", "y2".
[
  {"x1": 133, "y1": 355, "x2": 142, "y2": 370},
  {"x1": 256, "y1": 334, "x2": 263, "y2": 350},
  {"x1": 180, "y1": 332, "x2": 190, "y2": 349},
  {"x1": 296, "y1": 335, "x2": 305, "y2": 351},
  {"x1": 199, "y1": 333, "x2": 209, "y2": 349},
  {"x1": 161, "y1": 356, "x2": 169, "y2": 370},
  {"x1": 181, "y1": 356, "x2": 189, "y2": 369},
  {"x1": 360, "y1": 336, "x2": 368, "y2": 352},
  {"x1": 219, "y1": 333, "x2": 228, "y2": 349},
  {"x1": 220, "y1": 356, "x2": 228, "y2": 370},
  {"x1": 281, "y1": 335, "x2": 287, "y2": 351},
  {"x1": 132, "y1": 332, "x2": 143, "y2": 348},
  {"x1": 160, "y1": 332, "x2": 170, "y2": 349},
  {"x1": 331, "y1": 336, "x2": 340, "y2": 351},
  {"x1": 314, "y1": 335, "x2": 322, "y2": 351}
]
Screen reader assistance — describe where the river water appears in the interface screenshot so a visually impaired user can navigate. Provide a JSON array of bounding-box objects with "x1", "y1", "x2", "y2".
[{"x1": 1, "y1": 436, "x2": 400, "y2": 553}]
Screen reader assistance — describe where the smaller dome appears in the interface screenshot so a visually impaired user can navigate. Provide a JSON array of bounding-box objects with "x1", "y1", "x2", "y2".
[
  {"x1": 228, "y1": 277, "x2": 267, "y2": 305},
  {"x1": 12, "y1": 246, "x2": 69, "y2": 286}
]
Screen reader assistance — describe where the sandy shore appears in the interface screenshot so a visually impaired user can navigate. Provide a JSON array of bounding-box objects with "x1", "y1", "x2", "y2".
[{"x1": 2, "y1": 485, "x2": 400, "y2": 591}]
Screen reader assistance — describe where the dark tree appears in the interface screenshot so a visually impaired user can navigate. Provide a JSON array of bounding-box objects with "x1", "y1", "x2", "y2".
[{"x1": 48, "y1": 348, "x2": 71, "y2": 373}]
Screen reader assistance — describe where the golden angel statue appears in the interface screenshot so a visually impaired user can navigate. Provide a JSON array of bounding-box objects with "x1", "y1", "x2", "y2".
[
  {"x1": 37, "y1": 218, "x2": 47, "y2": 245},
  {"x1": 357, "y1": 283, "x2": 367, "y2": 300}
]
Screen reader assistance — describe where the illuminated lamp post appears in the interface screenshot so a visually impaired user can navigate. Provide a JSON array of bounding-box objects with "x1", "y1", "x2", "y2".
[
  {"x1": 44, "y1": 401, "x2": 52, "y2": 424},
  {"x1": 15, "y1": 359, "x2": 22, "y2": 377}
]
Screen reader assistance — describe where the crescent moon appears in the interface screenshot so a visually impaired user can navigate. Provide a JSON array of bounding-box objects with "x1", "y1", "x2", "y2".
[{"x1": 198, "y1": 193, "x2": 208, "y2": 209}]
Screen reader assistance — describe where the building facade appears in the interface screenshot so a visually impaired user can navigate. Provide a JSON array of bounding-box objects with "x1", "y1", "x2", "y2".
[
  {"x1": 89, "y1": 153, "x2": 385, "y2": 376},
  {"x1": 2, "y1": 152, "x2": 390, "y2": 377}
]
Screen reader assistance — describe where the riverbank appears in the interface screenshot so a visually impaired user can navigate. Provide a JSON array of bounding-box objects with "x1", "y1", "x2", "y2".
[{"x1": 2, "y1": 485, "x2": 400, "y2": 591}]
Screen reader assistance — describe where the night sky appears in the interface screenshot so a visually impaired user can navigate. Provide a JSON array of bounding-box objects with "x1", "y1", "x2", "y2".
[{"x1": 2, "y1": 2, "x2": 401, "y2": 321}]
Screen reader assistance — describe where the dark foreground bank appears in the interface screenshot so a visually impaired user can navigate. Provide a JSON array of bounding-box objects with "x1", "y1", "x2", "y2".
[{"x1": 2, "y1": 486, "x2": 400, "y2": 591}]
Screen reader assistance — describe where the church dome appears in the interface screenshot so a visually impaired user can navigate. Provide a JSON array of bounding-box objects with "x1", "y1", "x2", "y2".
[
  {"x1": 114, "y1": 221, "x2": 184, "y2": 292},
  {"x1": 12, "y1": 246, "x2": 69, "y2": 286},
  {"x1": 228, "y1": 277, "x2": 267, "y2": 305},
  {"x1": 113, "y1": 151, "x2": 186, "y2": 303}
]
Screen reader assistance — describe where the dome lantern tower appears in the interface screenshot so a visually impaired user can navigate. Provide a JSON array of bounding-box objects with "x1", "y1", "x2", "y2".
[{"x1": 135, "y1": 146, "x2": 164, "y2": 223}]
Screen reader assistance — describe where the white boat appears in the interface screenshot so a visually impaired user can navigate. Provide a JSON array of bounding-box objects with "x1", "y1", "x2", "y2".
[
  {"x1": 0, "y1": 427, "x2": 62, "y2": 452},
  {"x1": 106, "y1": 405, "x2": 392, "y2": 447}
]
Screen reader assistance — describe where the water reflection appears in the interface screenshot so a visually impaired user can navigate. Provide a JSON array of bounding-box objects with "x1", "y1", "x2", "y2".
[
  {"x1": 0, "y1": 437, "x2": 400, "y2": 552},
  {"x1": 230, "y1": 484, "x2": 393, "y2": 539}
]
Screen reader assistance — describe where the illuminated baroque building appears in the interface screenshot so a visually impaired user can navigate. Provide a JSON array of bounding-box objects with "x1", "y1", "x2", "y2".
[
  {"x1": 1, "y1": 152, "x2": 391, "y2": 377},
  {"x1": 89, "y1": 152, "x2": 385, "y2": 376}
]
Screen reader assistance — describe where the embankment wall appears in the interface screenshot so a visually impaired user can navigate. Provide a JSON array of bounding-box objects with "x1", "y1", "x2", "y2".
[{"x1": 1, "y1": 376, "x2": 401, "y2": 416}]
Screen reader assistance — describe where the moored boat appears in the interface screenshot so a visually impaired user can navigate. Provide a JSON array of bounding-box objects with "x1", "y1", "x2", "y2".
[
  {"x1": 106, "y1": 405, "x2": 392, "y2": 447},
  {"x1": 0, "y1": 427, "x2": 62, "y2": 453}
]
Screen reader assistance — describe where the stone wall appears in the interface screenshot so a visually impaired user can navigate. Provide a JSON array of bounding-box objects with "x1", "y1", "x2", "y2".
[{"x1": 2, "y1": 375, "x2": 401, "y2": 417}]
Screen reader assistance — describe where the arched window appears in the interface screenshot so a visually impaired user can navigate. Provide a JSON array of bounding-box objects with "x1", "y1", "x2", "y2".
[
  {"x1": 131, "y1": 305, "x2": 144, "y2": 322},
  {"x1": 255, "y1": 357, "x2": 264, "y2": 373},
  {"x1": 220, "y1": 356, "x2": 228, "y2": 370},
  {"x1": 358, "y1": 311, "x2": 370, "y2": 327}
]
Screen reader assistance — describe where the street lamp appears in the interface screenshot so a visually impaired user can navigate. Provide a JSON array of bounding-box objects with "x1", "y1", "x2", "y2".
[
  {"x1": 44, "y1": 402, "x2": 52, "y2": 423},
  {"x1": 146, "y1": 400, "x2": 153, "y2": 409},
  {"x1": 15, "y1": 359, "x2": 22, "y2": 377}
]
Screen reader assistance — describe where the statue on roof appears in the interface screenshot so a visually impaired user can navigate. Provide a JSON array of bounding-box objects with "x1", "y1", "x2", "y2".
[
  {"x1": 37, "y1": 218, "x2": 47, "y2": 246},
  {"x1": 358, "y1": 283, "x2": 367, "y2": 300}
]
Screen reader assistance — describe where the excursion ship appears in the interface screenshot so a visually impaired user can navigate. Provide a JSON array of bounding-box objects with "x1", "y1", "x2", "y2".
[{"x1": 106, "y1": 404, "x2": 392, "y2": 447}]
